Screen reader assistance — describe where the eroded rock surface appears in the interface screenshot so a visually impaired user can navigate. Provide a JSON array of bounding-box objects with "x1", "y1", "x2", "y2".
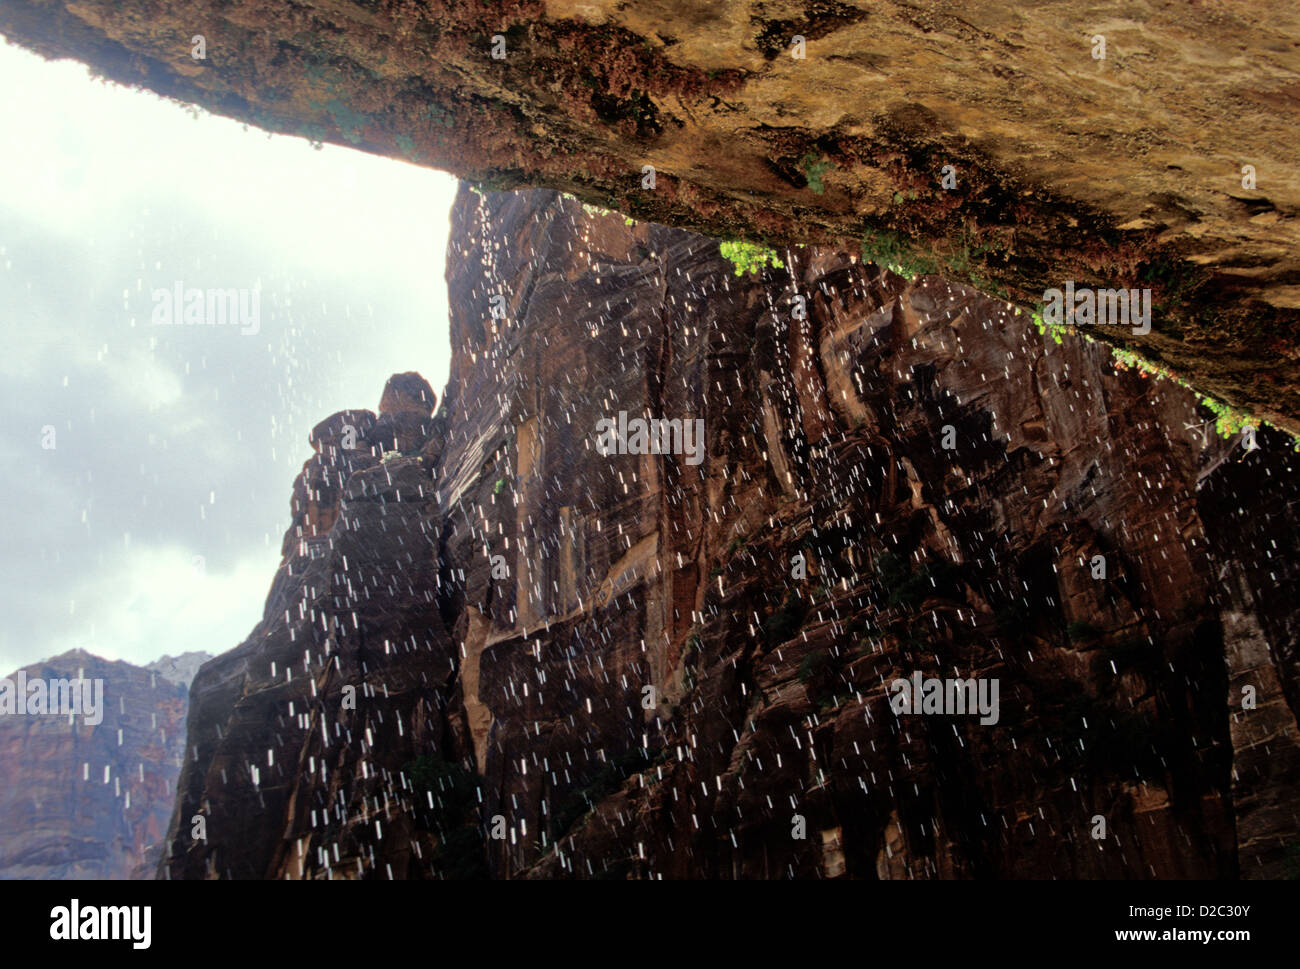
[
  {"x1": 1, "y1": 0, "x2": 1298, "y2": 432},
  {"x1": 162, "y1": 189, "x2": 1299, "y2": 879}
]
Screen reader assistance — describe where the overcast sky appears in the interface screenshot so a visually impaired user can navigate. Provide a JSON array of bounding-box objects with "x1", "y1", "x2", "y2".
[{"x1": 0, "y1": 38, "x2": 458, "y2": 674}]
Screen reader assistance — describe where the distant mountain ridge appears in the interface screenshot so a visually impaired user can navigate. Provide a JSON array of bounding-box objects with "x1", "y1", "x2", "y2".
[
  {"x1": 145, "y1": 651, "x2": 210, "y2": 690},
  {"x1": 0, "y1": 648, "x2": 210, "y2": 879}
]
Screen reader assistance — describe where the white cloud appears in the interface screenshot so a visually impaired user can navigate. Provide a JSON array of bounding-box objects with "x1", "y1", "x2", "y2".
[{"x1": 48, "y1": 545, "x2": 281, "y2": 667}]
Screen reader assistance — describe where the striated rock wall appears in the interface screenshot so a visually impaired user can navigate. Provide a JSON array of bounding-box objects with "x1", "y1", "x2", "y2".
[
  {"x1": 2, "y1": 0, "x2": 1298, "y2": 433},
  {"x1": 162, "y1": 188, "x2": 1300, "y2": 879},
  {"x1": 0, "y1": 650, "x2": 200, "y2": 879}
]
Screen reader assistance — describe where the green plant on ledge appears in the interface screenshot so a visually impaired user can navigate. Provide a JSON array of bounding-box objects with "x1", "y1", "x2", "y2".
[
  {"x1": 1110, "y1": 347, "x2": 1287, "y2": 444},
  {"x1": 1196, "y1": 396, "x2": 1258, "y2": 438},
  {"x1": 720, "y1": 240, "x2": 783, "y2": 276},
  {"x1": 800, "y1": 152, "x2": 834, "y2": 195},
  {"x1": 1020, "y1": 305, "x2": 1291, "y2": 449},
  {"x1": 1031, "y1": 306, "x2": 1067, "y2": 345},
  {"x1": 860, "y1": 228, "x2": 937, "y2": 281}
]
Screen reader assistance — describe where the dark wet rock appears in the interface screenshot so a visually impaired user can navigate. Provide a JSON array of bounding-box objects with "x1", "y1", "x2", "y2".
[
  {"x1": 162, "y1": 191, "x2": 1300, "y2": 880},
  {"x1": 379, "y1": 372, "x2": 437, "y2": 418}
]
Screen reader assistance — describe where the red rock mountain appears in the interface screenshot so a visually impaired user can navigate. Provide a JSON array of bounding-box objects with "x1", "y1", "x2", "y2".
[
  {"x1": 162, "y1": 189, "x2": 1300, "y2": 880},
  {"x1": 0, "y1": 650, "x2": 205, "y2": 879}
]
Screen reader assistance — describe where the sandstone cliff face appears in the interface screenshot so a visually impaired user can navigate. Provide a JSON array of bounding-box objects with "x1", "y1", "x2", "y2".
[
  {"x1": 163, "y1": 188, "x2": 1300, "y2": 880},
  {"x1": 0, "y1": 650, "x2": 201, "y2": 879},
  {"x1": 2, "y1": 1, "x2": 1297, "y2": 434}
]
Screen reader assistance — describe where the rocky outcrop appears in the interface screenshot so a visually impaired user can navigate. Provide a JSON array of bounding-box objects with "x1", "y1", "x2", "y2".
[
  {"x1": 162, "y1": 188, "x2": 1300, "y2": 879},
  {"x1": 0, "y1": 649, "x2": 202, "y2": 879},
  {"x1": 2, "y1": 1, "x2": 1297, "y2": 434},
  {"x1": 162, "y1": 376, "x2": 457, "y2": 879}
]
